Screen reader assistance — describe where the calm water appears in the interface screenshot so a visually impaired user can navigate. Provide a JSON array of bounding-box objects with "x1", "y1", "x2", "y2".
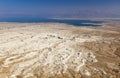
[{"x1": 0, "y1": 18, "x2": 103, "y2": 26}]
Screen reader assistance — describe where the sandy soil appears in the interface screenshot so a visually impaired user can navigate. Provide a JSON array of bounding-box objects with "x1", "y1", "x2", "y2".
[{"x1": 0, "y1": 23, "x2": 120, "y2": 78}]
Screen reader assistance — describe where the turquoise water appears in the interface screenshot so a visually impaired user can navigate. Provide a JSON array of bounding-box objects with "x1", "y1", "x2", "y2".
[{"x1": 0, "y1": 18, "x2": 103, "y2": 26}]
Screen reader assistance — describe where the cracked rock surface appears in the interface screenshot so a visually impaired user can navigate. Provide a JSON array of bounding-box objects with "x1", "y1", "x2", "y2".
[{"x1": 0, "y1": 23, "x2": 120, "y2": 78}]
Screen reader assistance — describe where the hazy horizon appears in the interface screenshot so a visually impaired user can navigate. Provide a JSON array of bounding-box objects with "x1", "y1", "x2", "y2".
[{"x1": 0, "y1": 0, "x2": 120, "y2": 19}]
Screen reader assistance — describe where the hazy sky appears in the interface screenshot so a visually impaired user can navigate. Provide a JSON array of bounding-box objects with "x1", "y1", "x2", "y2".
[{"x1": 0, "y1": 0, "x2": 120, "y2": 18}]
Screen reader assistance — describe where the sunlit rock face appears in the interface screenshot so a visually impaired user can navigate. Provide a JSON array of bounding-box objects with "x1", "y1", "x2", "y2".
[{"x1": 0, "y1": 23, "x2": 120, "y2": 78}]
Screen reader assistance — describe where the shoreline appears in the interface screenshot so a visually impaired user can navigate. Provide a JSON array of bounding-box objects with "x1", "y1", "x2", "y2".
[{"x1": 0, "y1": 18, "x2": 104, "y2": 26}]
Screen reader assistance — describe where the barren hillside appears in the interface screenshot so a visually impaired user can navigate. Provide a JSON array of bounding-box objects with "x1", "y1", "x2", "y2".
[{"x1": 0, "y1": 23, "x2": 120, "y2": 78}]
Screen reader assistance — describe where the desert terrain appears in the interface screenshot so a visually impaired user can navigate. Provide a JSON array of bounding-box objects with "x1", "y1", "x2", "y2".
[{"x1": 0, "y1": 22, "x2": 120, "y2": 78}]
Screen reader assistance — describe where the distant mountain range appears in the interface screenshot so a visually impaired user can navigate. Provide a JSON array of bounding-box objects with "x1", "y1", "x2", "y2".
[
  {"x1": 52, "y1": 9, "x2": 120, "y2": 18},
  {"x1": 0, "y1": 9, "x2": 120, "y2": 18}
]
